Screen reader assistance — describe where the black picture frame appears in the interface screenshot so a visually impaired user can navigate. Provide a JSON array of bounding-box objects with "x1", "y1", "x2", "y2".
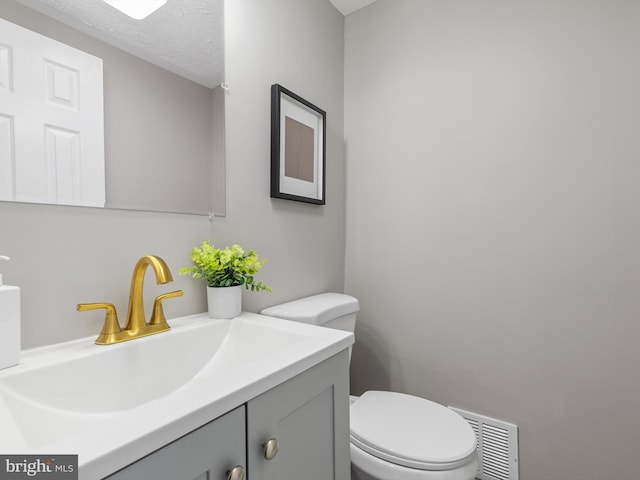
[{"x1": 270, "y1": 84, "x2": 326, "y2": 205}]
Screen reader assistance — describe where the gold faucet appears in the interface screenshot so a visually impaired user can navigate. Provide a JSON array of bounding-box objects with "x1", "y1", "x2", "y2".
[{"x1": 77, "y1": 255, "x2": 183, "y2": 345}]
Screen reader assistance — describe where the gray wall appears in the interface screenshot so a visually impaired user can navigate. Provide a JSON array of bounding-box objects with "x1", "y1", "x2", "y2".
[
  {"x1": 220, "y1": 0, "x2": 346, "y2": 306},
  {"x1": 0, "y1": 0, "x2": 345, "y2": 348},
  {"x1": 344, "y1": 1, "x2": 640, "y2": 479}
]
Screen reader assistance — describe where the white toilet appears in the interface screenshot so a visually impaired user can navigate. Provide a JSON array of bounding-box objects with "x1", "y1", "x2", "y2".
[{"x1": 261, "y1": 293, "x2": 480, "y2": 480}]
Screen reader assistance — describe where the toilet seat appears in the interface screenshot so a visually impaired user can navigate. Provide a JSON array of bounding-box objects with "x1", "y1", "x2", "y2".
[{"x1": 350, "y1": 391, "x2": 477, "y2": 471}]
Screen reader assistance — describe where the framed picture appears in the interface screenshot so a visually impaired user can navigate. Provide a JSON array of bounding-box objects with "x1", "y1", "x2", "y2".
[{"x1": 271, "y1": 84, "x2": 326, "y2": 205}]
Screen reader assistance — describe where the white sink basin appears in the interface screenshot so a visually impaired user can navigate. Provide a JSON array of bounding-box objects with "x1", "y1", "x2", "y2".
[
  {"x1": 1, "y1": 320, "x2": 231, "y2": 414},
  {"x1": 0, "y1": 312, "x2": 353, "y2": 479}
]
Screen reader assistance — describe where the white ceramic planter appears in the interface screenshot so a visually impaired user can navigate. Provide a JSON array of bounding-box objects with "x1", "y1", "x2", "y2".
[{"x1": 207, "y1": 285, "x2": 242, "y2": 319}]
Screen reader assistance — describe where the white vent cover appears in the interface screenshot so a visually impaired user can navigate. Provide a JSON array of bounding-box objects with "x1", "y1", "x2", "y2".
[{"x1": 448, "y1": 407, "x2": 519, "y2": 480}]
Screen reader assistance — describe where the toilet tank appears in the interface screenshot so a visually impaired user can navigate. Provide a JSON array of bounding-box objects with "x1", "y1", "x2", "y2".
[{"x1": 260, "y1": 293, "x2": 359, "y2": 334}]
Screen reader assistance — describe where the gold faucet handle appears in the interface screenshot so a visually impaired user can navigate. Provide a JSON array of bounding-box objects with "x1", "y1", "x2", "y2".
[
  {"x1": 150, "y1": 290, "x2": 183, "y2": 327},
  {"x1": 77, "y1": 302, "x2": 122, "y2": 345}
]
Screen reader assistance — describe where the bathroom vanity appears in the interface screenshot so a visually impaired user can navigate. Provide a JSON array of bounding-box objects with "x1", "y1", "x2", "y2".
[
  {"x1": 107, "y1": 351, "x2": 349, "y2": 480},
  {"x1": 0, "y1": 312, "x2": 353, "y2": 480}
]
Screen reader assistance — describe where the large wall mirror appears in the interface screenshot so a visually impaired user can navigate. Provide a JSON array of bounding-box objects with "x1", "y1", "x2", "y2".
[{"x1": 0, "y1": 0, "x2": 225, "y2": 216}]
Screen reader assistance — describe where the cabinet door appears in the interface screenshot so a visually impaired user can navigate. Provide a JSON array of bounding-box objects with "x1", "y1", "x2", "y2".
[
  {"x1": 247, "y1": 350, "x2": 350, "y2": 480},
  {"x1": 106, "y1": 405, "x2": 246, "y2": 480}
]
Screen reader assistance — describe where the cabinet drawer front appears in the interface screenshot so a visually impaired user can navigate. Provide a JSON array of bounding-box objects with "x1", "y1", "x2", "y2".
[{"x1": 106, "y1": 405, "x2": 246, "y2": 480}]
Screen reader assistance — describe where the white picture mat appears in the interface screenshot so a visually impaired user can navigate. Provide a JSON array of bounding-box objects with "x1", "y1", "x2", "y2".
[{"x1": 279, "y1": 93, "x2": 323, "y2": 200}]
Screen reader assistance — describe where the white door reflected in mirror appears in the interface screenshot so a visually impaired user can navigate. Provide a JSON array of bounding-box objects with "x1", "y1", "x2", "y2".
[{"x1": 0, "y1": 17, "x2": 105, "y2": 207}]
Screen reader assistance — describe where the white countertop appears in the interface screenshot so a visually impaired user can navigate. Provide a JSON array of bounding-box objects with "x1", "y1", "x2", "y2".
[{"x1": 0, "y1": 312, "x2": 354, "y2": 479}]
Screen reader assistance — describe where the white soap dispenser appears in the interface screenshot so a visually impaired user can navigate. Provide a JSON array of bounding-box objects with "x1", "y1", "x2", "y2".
[{"x1": 0, "y1": 256, "x2": 20, "y2": 370}]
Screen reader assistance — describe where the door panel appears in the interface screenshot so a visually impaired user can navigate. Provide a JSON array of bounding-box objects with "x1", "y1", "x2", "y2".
[
  {"x1": 0, "y1": 17, "x2": 104, "y2": 207},
  {"x1": 247, "y1": 351, "x2": 351, "y2": 480}
]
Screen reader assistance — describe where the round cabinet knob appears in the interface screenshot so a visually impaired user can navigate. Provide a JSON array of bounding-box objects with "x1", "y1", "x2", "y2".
[
  {"x1": 225, "y1": 465, "x2": 244, "y2": 480},
  {"x1": 263, "y1": 438, "x2": 279, "y2": 460}
]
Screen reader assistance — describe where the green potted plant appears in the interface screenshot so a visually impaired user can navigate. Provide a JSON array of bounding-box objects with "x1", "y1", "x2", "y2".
[{"x1": 180, "y1": 241, "x2": 271, "y2": 318}]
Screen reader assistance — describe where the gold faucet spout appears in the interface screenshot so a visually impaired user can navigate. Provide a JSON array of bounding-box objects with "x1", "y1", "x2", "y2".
[{"x1": 125, "y1": 255, "x2": 174, "y2": 333}]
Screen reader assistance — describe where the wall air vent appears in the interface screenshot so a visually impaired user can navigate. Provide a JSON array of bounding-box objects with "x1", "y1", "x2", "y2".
[{"x1": 449, "y1": 407, "x2": 519, "y2": 480}]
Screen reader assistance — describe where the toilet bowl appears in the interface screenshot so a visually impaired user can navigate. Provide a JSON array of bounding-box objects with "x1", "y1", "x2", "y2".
[{"x1": 261, "y1": 293, "x2": 479, "y2": 480}]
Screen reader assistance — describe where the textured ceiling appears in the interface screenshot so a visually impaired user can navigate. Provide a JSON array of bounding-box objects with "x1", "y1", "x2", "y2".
[
  {"x1": 14, "y1": 0, "x2": 223, "y2": 88},
  {"x1": 329, "y1": 0, "x2": 378, "y2": 15},
  {"x1": 12, "y1": 0, "x2": 379, "y2": 88}
]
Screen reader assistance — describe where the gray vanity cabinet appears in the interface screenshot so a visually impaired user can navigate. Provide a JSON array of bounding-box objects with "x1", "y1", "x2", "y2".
[
  {"x1": 104, "y1": 350, "x2": 350, "y2": 480},
  {"x1": 246, "y1": 350, "x2": 351, "y2": 480},
  {"x1": 106, "y1": 405, "x2": 246, "y2": 480}
]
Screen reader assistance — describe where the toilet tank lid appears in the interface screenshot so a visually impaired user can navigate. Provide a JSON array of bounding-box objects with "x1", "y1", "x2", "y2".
[{"x1": 260, "y1": 293, "x2": 359, "y2": 326}]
